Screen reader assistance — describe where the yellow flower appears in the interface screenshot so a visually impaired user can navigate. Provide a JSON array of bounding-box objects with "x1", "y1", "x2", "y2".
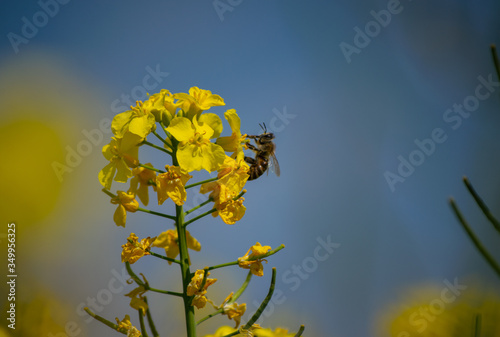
[
  {"x1": 201, "y1": 326, "x2": 237, "y2": 337},
  {"x1": 128, "y1": 163, "x2": 157, "y2": 206},
  {"x1": 254, "y1": 327, "x2": 295, "y2": 337},
  {"x1": 216, "y1": 109, "x2": 246, "y2": 155},
  {"x1": 125, "y1": 286, "x2": 148, "y2": 315},
  {"x1": 216, "y1": 187, "x2": 246, "y2": 225},
  {"x1": 121, "y1": 233, "x2": 156, "y2": 264},
  {"x1": 144, "y1": 89, "x2": 181, "y2": 126},
  {"x1": 110, "y1": 191, "x2": 139, "y2": 227},
  {"x1": 201, "y1": 325, "x2": 263, "y2": 337},
  {"x1": 111, "y1": 100, "x2": 156, "y2": 138},
  {"x1": 115, "y1": 315, "x2": 141, "y2": 336},
  {"x1": 156, "y1": 165, "x2": 192, "y2": 206},
  {"x1": 99, "y1": 133, "x2": 142, "y2": 189},
  {"x1": 223, "y1": 302, "x2": 247, "y2": 328},
  {"x1": 167, "y1": 116, "x2": 226, "y2": 172},
  {"x1": 153, "y1": 229, "x2": 201, "y2": 264},
  {"x1": 174, "y1": 86, "x2": 225, "y2": 119},
  {"x1": 187, "y1": 269, "x2": 217, "y2": 309},
  {"x1": 238, "y1": 242, "x2": 271, "y2": 277}
]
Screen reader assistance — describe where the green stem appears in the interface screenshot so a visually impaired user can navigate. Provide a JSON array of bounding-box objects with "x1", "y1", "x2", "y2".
[
  {"x1": 474, "y1": 313, "x2": 482, "y2": 337},
  {"x1": 222, "y1": 268, "x2": 277, "y2": 337},
  {"x1": 449, "y1": 198, "x2": 500, "y2": 279},
  {"x1": 144, "y1": 297, "x2": 160, "y2": 337},
  {"x1": 206, "y1": 244, "x2": 285, "y2": 272},
  {"x1": 463, "y1": 176, "x2": 500, "y2": 233},
  {"x1": 183, "y1": 207, "x2": 218, "y2": 227},
  {"x1": 149, "y1": 251, "x2": 180, "y2": 265},
  {"x1": 176, "y1": 204, "x2": 197, "y2": 337},
  {"x1": 137, "y1": 207, "x2": 176, "y2": 221},
  {"x1": 185, "y1": 177, "x2": 218, "y2": 190},
  {"x1": 84, "y1": 307, "x2": 120, "y2": 331},
  {"x1": 125, "y1": 262, "x2": 183, "y2": 297},
  {"x1": 142, "y1": 140, "x2": 173, "y2": 156},
  {"x1": 294, "y1": 325, "x2": 306, "y2": 337},
  {"x1": 491, "y1": 44, "x2": 500, "y2": 82},
  {"x1": 138, "y1": 309, "x2": 149, "y2": 337},
  {"x1": 152, "y1": 130, "x2": 173, "y2": 154},
  {"x1": 138, "y1": 163, "x2": 165, "y2": 173},
  {"x1": 185, "y1": 198, "x2": 213, "y2": 216}
]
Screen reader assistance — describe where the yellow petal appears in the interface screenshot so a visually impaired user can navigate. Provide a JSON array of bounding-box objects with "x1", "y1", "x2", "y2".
[
  {"x1": 113, "y1": 205, "x2": 127, "y2": 227},
  {"x1": 199, "y1": 113, "x2": 223, "y2": 139},
  {"x1": 167, "y1": 117, "x2": 194, "y2": 142}
]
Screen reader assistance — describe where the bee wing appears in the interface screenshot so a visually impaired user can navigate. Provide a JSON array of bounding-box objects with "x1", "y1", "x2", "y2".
[{"x1": 270, "y1": 152, "x2": 280, "y2": 177}]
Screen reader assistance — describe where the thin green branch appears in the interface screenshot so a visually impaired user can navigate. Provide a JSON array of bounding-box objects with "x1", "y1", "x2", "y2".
[
  {"x1": 125, "y1": 262, "x2": 183, "y2": 297},
  {"x1": 137, "y1": 207, "x2": 176, "y2": 221},
  {"x1": 138, "y1": 163, "x2": 166, "y2": 173},
  {"x1": 183, "y1": 207, "x2": 218, "y2": 227},
  {"x1": 138, "y1": 309, "x2": 149, "y2": 337},
  {"x1": 152, "y1": 130, "x2": 173, "y2": 154},
  {"x1": 102, "y1": 188, "x2": 116, "y2": 198},
  {"x1": 185, "y1": 177, "x2": 218, "y2": 189},
  {"x1": 149, "y1": 251, "x2": 180, "y2": 265},
  {"x1": 294, "y1": 325, "x2": 305, "y2": 337},
  {"x1": 463, "y1": 176, "x2": 500, "y2": 233},
  {"x1": 84, "y1": 307, "x2": 120, "y2": 332},
  {"x1": 144, "y1": 297, "x2": 160, "y2": 337},
  {"x1": 491, "y1": 44, "x2": 500, "y2": 82},
  {"x1": 196, "y1": 308, "x2": 224, "y2": 326},
  {"x1": 185, "y1": 197, "x2": 213, "y2": 216},
  {"x1": 474, "y1": 313, "x2": 482, "y2": 337},
  {"x1": 206, "y1": 244, "x2": 285, "y2": 272},
  {"x1": 449, "y1": 198, "x2": 500, "y2": 279},
  {"x1": 142, "y1": 139, "x2": 172, "y2": 156}
]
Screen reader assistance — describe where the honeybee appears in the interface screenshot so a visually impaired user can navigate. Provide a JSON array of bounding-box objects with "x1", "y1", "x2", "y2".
[{"x1": 244, "y1": 123, "x2": 280, "y2": 180}]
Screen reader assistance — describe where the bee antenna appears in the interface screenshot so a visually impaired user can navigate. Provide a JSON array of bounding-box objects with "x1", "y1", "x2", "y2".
[{"x1": 260, "y1": 122, "x2": 267, "y2": 133}]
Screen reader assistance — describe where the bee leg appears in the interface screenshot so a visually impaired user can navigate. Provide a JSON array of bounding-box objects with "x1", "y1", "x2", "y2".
[
  {"x1": 246, "y1": 143, "x2": 259, "y2": 153},
  {"x1": 244, "y1": 156, "x2": 256, "y2": 165}
]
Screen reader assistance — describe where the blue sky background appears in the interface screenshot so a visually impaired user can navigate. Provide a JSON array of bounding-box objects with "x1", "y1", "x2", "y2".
[{"x1": 1, "y1": 0, "x2": 500, "y2": 336}]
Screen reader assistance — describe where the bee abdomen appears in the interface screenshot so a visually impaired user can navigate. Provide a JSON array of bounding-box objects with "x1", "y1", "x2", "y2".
[{"x1": 247, "y1": 160, "x2": 268, "y2": 181}]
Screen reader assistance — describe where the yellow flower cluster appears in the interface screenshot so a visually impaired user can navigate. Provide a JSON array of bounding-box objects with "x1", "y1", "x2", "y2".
[
  {"x1": 203, "y1": 325, "x2": 296, "y2": 337},
  {"x1": 99, "y1": 87, "x2": 249, "y2": 227}
]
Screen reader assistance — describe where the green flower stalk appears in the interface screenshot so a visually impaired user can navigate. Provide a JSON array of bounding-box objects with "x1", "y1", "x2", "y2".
[{"x1": 89, "y1": 86, "x2": 305, "y2": 337}]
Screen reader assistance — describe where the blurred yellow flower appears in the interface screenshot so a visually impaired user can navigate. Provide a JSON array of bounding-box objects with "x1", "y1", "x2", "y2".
[
  {"x1": 111, "y1": 100, "x2": 156, "y2": 138},
  {"x1": 167, "y1": 116, "x2": 225, "y2": 172},
  {"x1": 153, "y1": 229, "x2": 201, "y2": 264},
  {"x1": 121, "y1": 233, "x2": 156, "y2": 264},
  {"x1": 156, "y1": 165, "x2": 192, "y2": 206},
  {"x1": 111, "y1": 191, "x2": 139, "y2": 227},
  {"x1": 375, "y1": 282, "x2": 500, "y2": 337},
  {"x1": 128, "y1": 163, "x2": 157, "y2": 206},
  {"x1": 216, "y1": 186, "x2": 246, "y2": 225},
  {"x1": 99, "y1": 133, "x2": 142, "y2": 189},
  {"x1": 238, "y1": 242, "x2": 271, "y2": 277},
  {"x1": 187, "y1": 269, "x2": 217, "y2": 309}
]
